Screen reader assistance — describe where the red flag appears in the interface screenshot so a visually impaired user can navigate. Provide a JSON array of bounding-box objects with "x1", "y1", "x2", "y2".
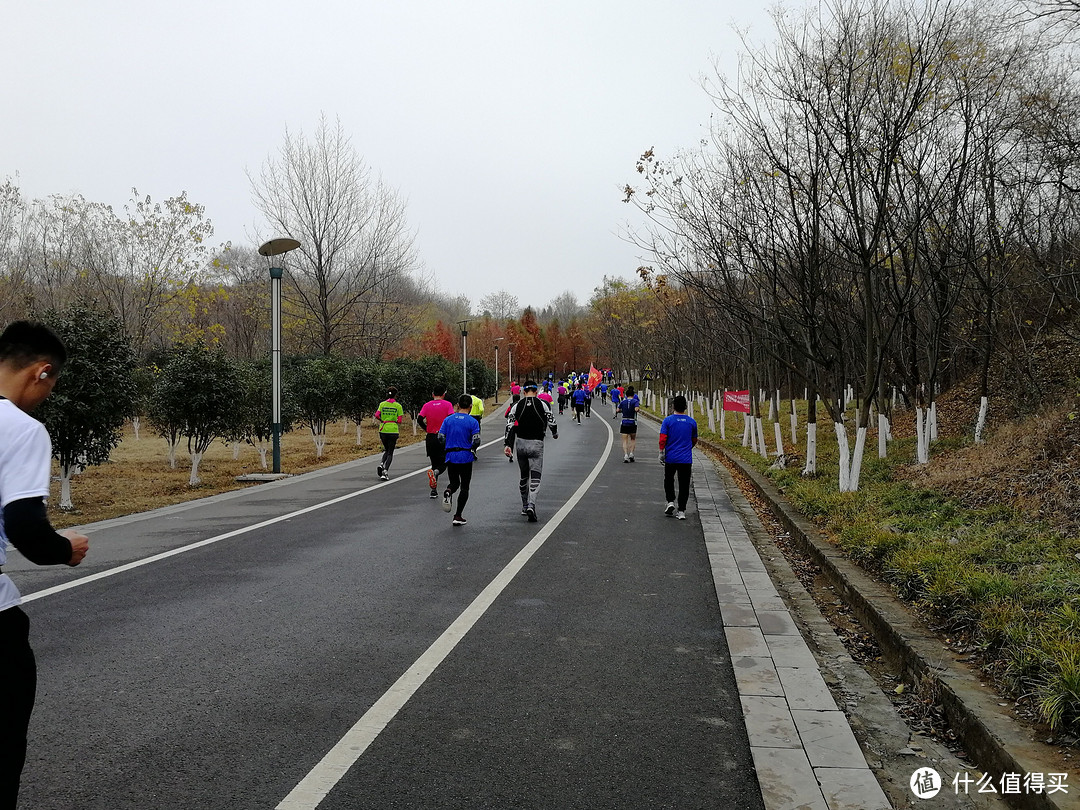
[
  {"x1": 586, "y1": 365, "x2": 602, "y2": 391},
  {"x1": 723, "y1": 390, "x2": 751, "y2": 413}
]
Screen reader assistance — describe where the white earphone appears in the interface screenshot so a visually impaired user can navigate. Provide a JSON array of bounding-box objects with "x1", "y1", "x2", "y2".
[{"x1": 39, "y1": 371, "x2": 49, "y2": 380}]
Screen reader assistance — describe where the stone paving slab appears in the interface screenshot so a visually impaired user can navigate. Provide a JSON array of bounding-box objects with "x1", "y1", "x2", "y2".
[
  {"x1": 690, "y1": 447, "x2": 894, "y2": 810},
  {"x1": 750, "y1": 748, "x2": 830, "y2": 810}
]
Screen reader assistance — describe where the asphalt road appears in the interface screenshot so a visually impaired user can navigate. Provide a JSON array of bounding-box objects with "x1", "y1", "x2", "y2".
[{"x1": 11, "y1": 409, "x2": 765, "y2": 810}]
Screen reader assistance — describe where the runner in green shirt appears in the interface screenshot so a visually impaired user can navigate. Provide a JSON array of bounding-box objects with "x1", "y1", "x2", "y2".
[{"x1": 375, "y1": 386, "x2": 404, "y2": 481}]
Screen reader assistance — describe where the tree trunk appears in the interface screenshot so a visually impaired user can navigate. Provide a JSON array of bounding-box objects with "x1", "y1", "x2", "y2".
[
  {"x1": 834, "y1": 421, "x2": 851, "y2": 492},
  {"x1": 974, "y1": 396, "x2": 989, "y2": 444},
  {"x1": 132, "y1": 417, "x2": 141, "y2": 440},
  {"x1": 189, "y1": 452, "x2": 203, "y2": 486},
  {"x1": 60, "y1": 465, "x2": 74, "y2": 510}
]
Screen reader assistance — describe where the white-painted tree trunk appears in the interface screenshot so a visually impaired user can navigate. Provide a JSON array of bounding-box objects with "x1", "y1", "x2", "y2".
[
  {"x1": 707, "y1": 405, "x2": 715, "y2": 433},
  {"x1": 773, "y1": 421, "x2": 784, "y2": 457},
  {"x1": 802, "y1": 422, "x2": 817, "y2": 476},
  {"x1": 166, "y1": 439, "x2": 179, "y2": 470},
  {"x1": 60, "y1": 464, "x2": 74, "y2": 509},
  {"x1": 257, "y1": 443, "x2": 269, "y2": 470},
  {"x1": 878, "y1": 413, "x2": 889, "y2": 459},
  {"x1": 689, "y1": 400, "x2": 695, "y2": 420},
  {"x1": 756, "y1": 417, "x2": 768, "y2": 458},
  {"x1": 132, "y1": 417, "x2": 141, "y2": 440},
  {"x1": 412, "y1": 417, "x2": 418, "y2": 435},
  {"x1": 835, "y1": 421, "x2": 851, "y2": 492},
  {"x1": 233, "y1": 442, "x2": 241, "y2": 460},
  {"x1": 929, "y1": 402, "x2": 938, "y2": 442},
  {"x1": 849, "y1": 426, "x2": 868, "y2": 491},
  {"x1": 312, "y1": 434, "x2": 327, "y2": 458},
  {"x1": 789, "y1": 403, "x2": 797, "y2": 445},
  {"x1": 189, "y1": 452, "x2": 203, "y2": 486},
  {"x1": 719, "y1": 406, "x2": 726, "y2": 440},
  {"x1": 742, "y1": 413, "x2": 751, "y2": 448},
  {"x1": 767, "y1": 396, "x2": 775, "y2": 422},
  {"x1": 974, "y1": 396, "x2": 989, "y2": 443},
  {"x1": 915, "y1": 407, "x2": 929, "y2": 464}
]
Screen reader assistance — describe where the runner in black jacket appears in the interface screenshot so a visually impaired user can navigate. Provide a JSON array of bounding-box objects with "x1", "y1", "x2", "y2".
[{"x1": 504, "y1": 381, "x2": 558, "y2": 522}]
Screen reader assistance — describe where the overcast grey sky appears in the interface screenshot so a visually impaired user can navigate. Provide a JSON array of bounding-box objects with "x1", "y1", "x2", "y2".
[{"x1": 2, "y1": 0, "x2": 778, "y2": 312}]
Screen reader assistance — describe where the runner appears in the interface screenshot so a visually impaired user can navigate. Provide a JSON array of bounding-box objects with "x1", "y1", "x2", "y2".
[
  {"x1": 0, "y1": 321, "x2": 90, "y2": 808},
  {"x1": 438, "y1": 395, "x2": 482, "y2": 526},
  {"x1": 618, "y1": 385, "x2": 641, "y2": 461},
  {"x1": 659, "y1": 394, "x2": 699, "y2": 520},
  {"x1": 375, "y1": 386, "x2": 404, "y2": 480},
  {"x1": 469, "y1": 388, "x2": 485, "y2": 433},
  {"x1": 583, "y1": 383, "x2": 592, "y2": 418},
  {"x1": 557, "y1": 380, "x2": 568, "y2": 415},
  {"x1": 510, "y1": 381, "x2": 521, "y2": 404},
  {"x1": 599, "y1": 381, "x2": 608, "y2": 404},
  {"x1": 504, "y1": 380, "x2": 559, "y2": 522},
  {"x1": 571, "y1": 384, "x2": 587, "y2": 424},
  {"x1": 417, "y1": 383, "x2": 455, "y2": 498},
  {"x1": 610, "y1": 383, "x2": 622, "y2": 419}
]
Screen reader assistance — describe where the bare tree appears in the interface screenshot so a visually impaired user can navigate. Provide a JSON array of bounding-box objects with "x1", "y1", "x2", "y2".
[
  {"x1": 477, "y1": 289, "x2": 520, "y2": 321},
  {"x1": 250, "y1": 114, "x2": 421, "y2": 356}
]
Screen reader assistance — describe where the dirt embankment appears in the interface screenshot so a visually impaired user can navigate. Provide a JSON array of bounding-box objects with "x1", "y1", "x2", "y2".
[{"x1": 902, "y1": 334, "x2": 1080, "y2": 537}]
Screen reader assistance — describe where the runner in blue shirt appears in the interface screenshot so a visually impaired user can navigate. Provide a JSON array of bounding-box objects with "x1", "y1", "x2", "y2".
[
  {"x1": 571, "y1": 384, "x2": 587, "y2": 424},
  {"x1": 659, "y1": 394, "x2": 699, "y2": 520},
  {"x1": 438, "y1": 395, "x2": 482, "y2": 526},
  {"x1": 610, "y1": 384, "x2": 621, "y2": 419},
  {"x1": 618, "y1": 385, "x2": 640, "y2": 461}
]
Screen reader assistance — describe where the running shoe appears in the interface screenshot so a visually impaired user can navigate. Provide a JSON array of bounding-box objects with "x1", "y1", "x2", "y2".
[
  {"x1": 442, "y1": 489, "x2": 453, "y2": 512},
  {"x1": 526, "y1": 505, "x2": 537, "y2": 522},
  {"x1": 452, "y1": 515, "x2": 467, "y2": 526},
  {"x1": 429, "y1": 488, "x2": 439, "y2": 499},
  {"x1": 427, "y1": 469, "x2": 438, "y2": 489},
  {"x1": 676, "y1": 511, "x2": 686, "y2": 520},
  {"x1": 665, "y1": 502, "x2": 676, "y2": 516},
  {"x1": 623, "y1": 454, "x2": 629, "y2": 463},
  {"x1": 381, "y1": 472, "x2": 390, "y2": 481},
  {"x1": 376, "y1": 465, "x2": 383, "y2": 478},
  {"x1": 521, "y1": 507, "x2": 529, "y2": 515},
  {"x1": 629, "y1": 454, "x2": 635, "y2": 462}
]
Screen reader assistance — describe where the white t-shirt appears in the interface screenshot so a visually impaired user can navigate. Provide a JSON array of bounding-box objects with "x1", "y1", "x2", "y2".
[{"x1": 0, "y1": 399, "x2": 54, "y2": 610}]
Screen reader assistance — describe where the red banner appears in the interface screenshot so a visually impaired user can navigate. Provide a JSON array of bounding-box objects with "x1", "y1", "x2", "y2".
[
  {"x1": 723, "y1": 390, "x2": 750, "y2": 413},
  {"x1": 586, "y1": 365, "x2": 602, "y2": 391}
]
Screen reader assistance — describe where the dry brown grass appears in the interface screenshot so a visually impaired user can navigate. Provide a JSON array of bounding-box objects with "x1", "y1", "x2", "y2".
[
  {"x1": 48, "y1": 416, "x2": 427, "y2": 529},
  {"x1": 904, "y1": 402, "x2": 1080, "y2": 535}
]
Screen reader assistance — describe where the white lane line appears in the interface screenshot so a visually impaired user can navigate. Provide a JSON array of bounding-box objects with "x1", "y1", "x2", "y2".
[
  {"x1": 22, "y1": 438, "x2": 506, "y2": 604},
  {"x1": 277, "y1": 417, "x2": 615, "y2": 809}
]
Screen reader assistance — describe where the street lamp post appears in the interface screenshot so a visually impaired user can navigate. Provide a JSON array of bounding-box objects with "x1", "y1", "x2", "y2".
[
  {"x1": 507, "y1": 344, "x2": 515, "y2": 390},
  {"x1": 259, "y1": 237, "x2": 301, "y2": 475},
  {"x1": 457, "y1": 319, "x2": 471, "y2": 395},
  {"x1": 493, "y1": 337, "x2": 504, "y2": 404}
]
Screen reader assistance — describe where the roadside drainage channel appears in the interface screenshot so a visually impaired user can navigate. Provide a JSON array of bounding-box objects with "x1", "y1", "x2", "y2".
[{"x1": 711, "y1": 441, "x2": 1068, "y2": 810}]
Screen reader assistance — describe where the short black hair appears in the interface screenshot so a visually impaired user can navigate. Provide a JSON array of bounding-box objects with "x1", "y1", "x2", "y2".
[
  {"x1": 386, "y1": 386, "x2": 397, "y2": 398},
  {"x1": 673, "y1": 394, "x2": 688, "y2": 412},
  {"x1": 432, "y1": 383, "x2": 447, "y2": 397},
  {"x1": 458, "y1": 394, "x2": 474, "y2": 410},
  {"x1": 0, "y1": 321, "x2": 67, "y2": 370}
]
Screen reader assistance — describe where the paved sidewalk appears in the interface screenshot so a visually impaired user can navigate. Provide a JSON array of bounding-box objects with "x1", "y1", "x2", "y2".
[{"x1": 692, "y1": 450, "x2": 892, "y2": 810}]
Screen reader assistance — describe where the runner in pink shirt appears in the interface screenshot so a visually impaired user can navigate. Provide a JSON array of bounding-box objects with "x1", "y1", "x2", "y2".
[{"x1": 417, "y1": 383, "x2": 456, "y2": 498}]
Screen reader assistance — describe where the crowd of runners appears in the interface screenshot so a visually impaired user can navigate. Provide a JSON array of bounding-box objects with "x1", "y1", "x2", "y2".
[{"x1": 371, "y1": 370, "x2": 699, "y2": 527}]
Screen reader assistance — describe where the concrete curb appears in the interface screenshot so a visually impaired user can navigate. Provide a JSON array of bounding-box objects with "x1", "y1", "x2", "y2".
[{"x1": 711, "y1": 442, "x2": 1067, "y2": 810}]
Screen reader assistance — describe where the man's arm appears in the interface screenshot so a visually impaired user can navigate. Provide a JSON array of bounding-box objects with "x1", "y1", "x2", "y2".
[{"x1": 4, "y1": 497, "x2": 87, "y2": 566}]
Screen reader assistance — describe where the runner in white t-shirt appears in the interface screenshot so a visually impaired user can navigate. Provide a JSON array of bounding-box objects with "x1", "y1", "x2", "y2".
[{"x1": 0, "y1": 321, "x2": 89, "y2": 807}]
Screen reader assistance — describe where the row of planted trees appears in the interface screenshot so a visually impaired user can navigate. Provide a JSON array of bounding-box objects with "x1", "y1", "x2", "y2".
[
  {"x1": 36, "y1": 305, "x2": 496, "y2": 507},
  {"x1": 622, "y1": 0, "x2": 1080, "y2": 491}
]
